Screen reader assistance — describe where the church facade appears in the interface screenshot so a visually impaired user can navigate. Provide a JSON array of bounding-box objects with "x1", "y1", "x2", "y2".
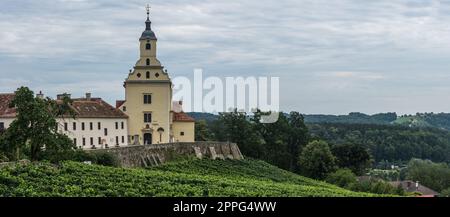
[
  {"x1": 0, "y1": 10, "x2": 195, "y2": 149},
  {"x1": 116, "y1": 8, "x2": 195, "y2": 145}
]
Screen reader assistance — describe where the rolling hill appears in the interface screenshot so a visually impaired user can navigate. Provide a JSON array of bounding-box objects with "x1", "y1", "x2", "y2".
[
  {"x1": 0, "y1": 159, "x2": 376, "y2": 197},
  {"x1": 188, "y1": 112, "x2": 398, "y2": 125},
  {"x1": 188, "y1": 112, "x2": 450, "y2": 131},
  {"x1": 394, "y1": 113, "x2": 450, "y2": 130}
]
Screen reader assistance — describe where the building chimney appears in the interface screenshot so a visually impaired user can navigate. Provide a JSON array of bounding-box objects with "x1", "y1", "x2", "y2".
[
  {"x1": 57, "y1": 93, "x2": 71, "y2": 100},
  {"x1": 36, "y1": 91, "x2": 44, "y2": 99},
  {"x1": 86, "y1": 93, "x2": 92, "y2": 101}
]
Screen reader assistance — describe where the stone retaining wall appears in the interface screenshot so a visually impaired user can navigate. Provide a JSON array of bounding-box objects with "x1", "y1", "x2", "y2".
[{"x1": 88, "y1": 142, "x2": 243, "y2": 168}]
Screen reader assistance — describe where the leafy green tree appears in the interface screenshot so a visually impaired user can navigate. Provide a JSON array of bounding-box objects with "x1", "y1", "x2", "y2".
[
  {"x1": 211, "y1": 110, "x2": 309, "y2": 172},
  {"x1": 298, "y1": 140, "x2": 337, "y2": 180},
  {"x1": 331, "y1": 143, "x2": 372, "y2": 175},
  {"x1": 252, "y1": 111, "x2": 292, "y2": 170},
  {"x1": 216, "y1": 109, "x2": 264, "y2": 158},
  {"x1": 287, "y1": 112, "x2": 309, "y2": 172},
  {"x1": 195, "y1": 120, "x2": 213, "y2": 141},
  {"x1": 39, "y1": 134, "x2": 77, "y2": 163},
  {"x1": 0, "y1": 87, "x2": 75, "y2": 161},
  {"x1": 325, "y1": 169, "x2": 357, "y2": 188}
]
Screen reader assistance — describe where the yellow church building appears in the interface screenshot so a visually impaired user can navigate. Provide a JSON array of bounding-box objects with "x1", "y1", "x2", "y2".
[{"x1": 116, "y1": 7, "x2": 195, "y2": 145}]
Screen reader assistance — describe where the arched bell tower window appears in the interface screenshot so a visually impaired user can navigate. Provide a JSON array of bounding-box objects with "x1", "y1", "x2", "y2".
[
  {"x1": 146, "y1": 71, "x2": 150, "y2": 79},
  {"x1": 146, "y1": 58, "x2": 150, "y2": 66},
  {"x1": 146, "y1": 43, "x2": 151, "y2": 50}
]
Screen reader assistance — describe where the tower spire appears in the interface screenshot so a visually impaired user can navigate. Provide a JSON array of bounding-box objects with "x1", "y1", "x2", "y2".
[
  {"x1": 146, "y1": 3, "x2": 150, "y2": 21},
  {"x1": 140, "y1": 3, "x2": 157, "y2": 40},
  {"x1": 145, "y1": 3, "x2": 152, "y2": 31}
]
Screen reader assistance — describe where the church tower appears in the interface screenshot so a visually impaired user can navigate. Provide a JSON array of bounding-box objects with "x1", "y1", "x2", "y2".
[{"x1": 119, "y1": 5, "x2": 173, "y2": 145}]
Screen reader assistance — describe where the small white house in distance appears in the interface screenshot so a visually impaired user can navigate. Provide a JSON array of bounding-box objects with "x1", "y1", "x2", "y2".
[{"x1": 0, "y1": 93, "x2": 129, "y2": 150}]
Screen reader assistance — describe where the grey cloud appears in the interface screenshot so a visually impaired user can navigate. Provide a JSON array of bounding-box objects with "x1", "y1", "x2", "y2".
[{"x1": 1, "y1": 0, "x2": 450, "y2": 114}]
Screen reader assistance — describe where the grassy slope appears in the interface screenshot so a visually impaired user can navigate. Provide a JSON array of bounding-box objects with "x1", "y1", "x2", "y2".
[{"x1": 0, "y1": 159, "x2": 376, "y2": 197}]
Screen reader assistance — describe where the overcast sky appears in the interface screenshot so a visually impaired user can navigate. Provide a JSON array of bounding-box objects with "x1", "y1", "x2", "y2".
[{"x1": 1, "y1": 0, "x2": 450, "y2": 115}]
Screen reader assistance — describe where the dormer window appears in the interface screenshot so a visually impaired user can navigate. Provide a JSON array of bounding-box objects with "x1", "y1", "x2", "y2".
[{"x1": 146, "y1": 43, "x2": 151, "y2": 50}]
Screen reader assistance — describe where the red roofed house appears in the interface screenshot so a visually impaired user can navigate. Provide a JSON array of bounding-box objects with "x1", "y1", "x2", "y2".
[
  {"x1": 170, "y1": 101, "x2": 195, "y2": 143},
  {"x1": 389, "y1": 181, "x2": 439, "y2": 197}
]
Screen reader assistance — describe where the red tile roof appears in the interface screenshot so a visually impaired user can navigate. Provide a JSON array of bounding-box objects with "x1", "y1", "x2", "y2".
[
  {"x1": 0, "y1": 94, "x2": 127, "y2": 119},
  {"x1": 173, "y1": 112, "x2": 195, "y2": 122},
  {"x1": 0, "y1": 94, "x2": 16, "y2": 118},
  {"x1": 67, "y1": 98, "x2": 128, "y2": 118}
]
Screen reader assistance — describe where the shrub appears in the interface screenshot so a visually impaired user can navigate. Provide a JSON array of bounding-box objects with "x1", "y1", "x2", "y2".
[
  {"x1": 349, "y1": 179, "x2": 404, "y2": 195},
  {"x1": 326, "y1": 169, "x2": 357, "y2": 188},
  {"x1": 93, "y1": 152, "x2": 120, "y2": 167},
  {"x1": 369, "y1": 180, "x2": 397, "y2": 194},
  {"x1": 58, "y1": 150, "x2": 120, "y2": 167},
  {"x1": 69, "y1": 150, "x2": 97, "y2": 162}
]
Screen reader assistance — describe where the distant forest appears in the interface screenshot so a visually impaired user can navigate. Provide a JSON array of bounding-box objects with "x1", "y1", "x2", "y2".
[
  {"x1": 188, "y1": 112, "x2": 450, "y2": 130},
  {"x1": 305, "y1": 112, "x2": 450, "y2": 132},
  {"x1": 189, "y1": 112, "x2": 450, "y2": 165},
  {"x1": 308, "y1": 123, "x2": 450, "y2": 164}
]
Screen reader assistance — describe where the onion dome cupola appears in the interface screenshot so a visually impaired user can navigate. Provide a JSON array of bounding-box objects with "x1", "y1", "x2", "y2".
[{"x1": 140, "y1": 4, "x2": 157, "y2": 40}]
